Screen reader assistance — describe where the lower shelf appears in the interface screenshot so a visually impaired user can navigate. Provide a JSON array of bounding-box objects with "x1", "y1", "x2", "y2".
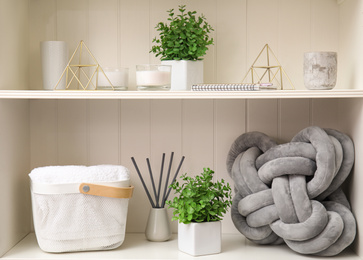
[{"x1": 2, "y1": 233, "x2": 359, "y2": 260}]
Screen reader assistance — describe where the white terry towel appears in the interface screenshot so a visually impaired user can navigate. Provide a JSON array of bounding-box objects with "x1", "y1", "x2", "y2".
[
  {"x1": 29, "y1": 164, "x2": 130, "y2": 184},
  {"x1": 29, "y1": 165, "x2": 131, "y2": 253}
]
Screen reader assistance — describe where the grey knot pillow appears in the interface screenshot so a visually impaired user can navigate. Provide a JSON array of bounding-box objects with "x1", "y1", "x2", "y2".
[{"x1": 226, "y1": 126, "x2": 356, "y2": 256}]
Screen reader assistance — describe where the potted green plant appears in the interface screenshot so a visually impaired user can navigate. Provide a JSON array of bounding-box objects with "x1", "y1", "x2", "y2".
[
  {"x1": 150, "y1": 5, "x2": 214, "y2": 91},
  {"x1": 166, "y1": 168, "x2": 232, "y2": 256}
]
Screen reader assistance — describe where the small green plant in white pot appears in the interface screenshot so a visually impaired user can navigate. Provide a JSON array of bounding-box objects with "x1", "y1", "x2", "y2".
[
  {"x1": 150, "y1": 5, "x2": 214, "y2": 91},
  {"x1": 166, "y1": 168, "x2": 232, "y2": 256}
]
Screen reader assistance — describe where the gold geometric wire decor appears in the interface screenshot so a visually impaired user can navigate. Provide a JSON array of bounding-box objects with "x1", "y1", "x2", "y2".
[
  {"x1": 54, "y1": 40, "x2": 114, "y2": 90},
  {"x1": 242, "y1": 44, "x2": 295, "y2": 90}
]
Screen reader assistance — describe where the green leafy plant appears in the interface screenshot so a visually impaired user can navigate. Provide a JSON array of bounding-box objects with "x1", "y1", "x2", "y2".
[
  {"x1": 150, "y1": 5, "x2": 214, "y2": 61},
  {"x1": 166, "y1": 168, "x2": 232, "y2": 224}
]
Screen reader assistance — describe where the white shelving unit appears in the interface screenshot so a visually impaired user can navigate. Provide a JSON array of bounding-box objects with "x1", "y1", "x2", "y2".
[
  {"x1": 2, "y1": 0, "x2": 363, "y2": 259},
  {"x1": 0, "y1": 90, "x2": 362, "y2": 260},
  {"x1": 2, "y1": 233, "x2": 360, "y2": 260},
  {"x1": 0, "y1": 89, "x2": 363, "y2": 99}
]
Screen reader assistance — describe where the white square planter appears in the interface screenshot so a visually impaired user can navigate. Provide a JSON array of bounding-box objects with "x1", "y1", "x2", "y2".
[
  {"x1": 161, "y1": 60, "x2": 203, "y2": 91},
  {"x1": 178, "y1": 221, "x2": 221, "y2": 256}
]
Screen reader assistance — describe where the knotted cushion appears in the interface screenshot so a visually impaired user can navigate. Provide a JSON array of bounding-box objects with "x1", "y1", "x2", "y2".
[{"x1": 226, "y1": 126, "x2": 356, "y2": 256}]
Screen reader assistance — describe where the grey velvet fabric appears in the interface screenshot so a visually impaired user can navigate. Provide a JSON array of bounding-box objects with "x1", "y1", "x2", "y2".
[{"x1": 227, "y1": 126, "x2": 356, "y2": 256}]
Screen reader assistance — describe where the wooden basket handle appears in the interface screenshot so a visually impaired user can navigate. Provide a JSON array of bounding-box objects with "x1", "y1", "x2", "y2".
[{"x1": 79, "y1": 183, "x2": 134, "y2": 198}]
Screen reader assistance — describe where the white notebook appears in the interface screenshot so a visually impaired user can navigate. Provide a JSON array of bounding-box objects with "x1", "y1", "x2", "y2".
[{"x1": 191, "y1": 83, "x2": 276, "y2": 91}]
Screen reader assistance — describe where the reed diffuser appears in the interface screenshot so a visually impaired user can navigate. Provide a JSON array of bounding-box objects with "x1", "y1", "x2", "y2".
[{"x1": 131, "y1": 152, "x2": 185, "y2": 241}]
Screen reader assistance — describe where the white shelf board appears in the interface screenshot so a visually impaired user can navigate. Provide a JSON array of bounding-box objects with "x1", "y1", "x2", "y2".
[
  {"x1": 2, "y1": 233, "x2": 359, "y2": 260},
  {"x1": 1, "y1": 89, "x2": 363, "y2": 99}
]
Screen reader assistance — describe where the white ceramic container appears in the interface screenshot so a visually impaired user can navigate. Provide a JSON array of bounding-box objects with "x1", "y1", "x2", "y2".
[
  {"x1": 161, "y1": 60, "x2": 203, "y2": 91},
  {"x1": 178, "y1": 221, "x2": 221, "y2": 256}
]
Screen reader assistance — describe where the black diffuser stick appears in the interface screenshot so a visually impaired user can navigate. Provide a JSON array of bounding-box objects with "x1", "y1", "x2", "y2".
[
  {"x1": 156, "y1": 153, "x2": 166, "y2": 208},
  {"x1": 146, "y1": 158, "x2": 158, "y2": 208},
  {"x1": 161, "y1": 152, "x2": 174, "y2": 208},
  {"x1": 162, "y1": 156, "x2": 185, "y2": 207},
  {"x1": 131, "y1": 157, "x2": 155, "y2": 208}
]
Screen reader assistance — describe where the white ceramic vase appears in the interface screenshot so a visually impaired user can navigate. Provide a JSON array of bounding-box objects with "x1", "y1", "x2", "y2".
[
  {"x1": 178, "y1": 221, "x2": 221, "y2": 256},
  {"x1": 303, "y1": 52, "x2": 337, "y2": 90},
  {"x1": 161, "y1": 60, "x2": 203, "y2": 91},
  {"x1": 40, "y1": 41, "x2": 68, "y2": 90},
  {"x1": 145, "y1": 208, "x2": 172, "y2": 242}
]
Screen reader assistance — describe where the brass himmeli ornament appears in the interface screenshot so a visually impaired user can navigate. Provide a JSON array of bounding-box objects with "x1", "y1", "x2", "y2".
[
  {"x1": 242, "y1": 44, "x2": 294, "y2": 90},
  {"x1": 54, "y1": 40, "x2": 114, "y2": 90}
]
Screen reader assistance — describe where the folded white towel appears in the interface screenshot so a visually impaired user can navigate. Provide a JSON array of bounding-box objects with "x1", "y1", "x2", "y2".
[
  {"x1": 29, "y1": 165, "x2": 130, "y2": 184},
  {"x1": 29, "y1": 165, "x2": 131, "y2": 253}
]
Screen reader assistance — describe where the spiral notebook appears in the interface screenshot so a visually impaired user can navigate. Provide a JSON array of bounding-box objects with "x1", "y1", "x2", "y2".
[{"x1": 191, "y1": 83, "x2": 276, "y2": 91}]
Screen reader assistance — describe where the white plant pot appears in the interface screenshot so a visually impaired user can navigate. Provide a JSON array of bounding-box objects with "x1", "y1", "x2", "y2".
[
  {"x1": 178, "y1": 221, "x2": 221, "y2": 256},
  {"x1": 161, "y1": 60, "x2": 203, "y2": 91}
]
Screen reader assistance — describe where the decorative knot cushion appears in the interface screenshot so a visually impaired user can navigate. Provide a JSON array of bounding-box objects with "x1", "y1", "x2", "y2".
[{"x1": 226, "y1": 126, "x2": 356, "y2": 256}]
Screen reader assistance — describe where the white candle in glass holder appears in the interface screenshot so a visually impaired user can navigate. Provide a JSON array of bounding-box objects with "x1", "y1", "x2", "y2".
[
  {"x1": 136, "y1": 65, "x2": 171, "y2": 91},
  {"x1": 136, "y1": 70, "x2": 171, "y2": 86},
  {"x1": 97, "y1": 68, "x2": 128, "y2": 90}
]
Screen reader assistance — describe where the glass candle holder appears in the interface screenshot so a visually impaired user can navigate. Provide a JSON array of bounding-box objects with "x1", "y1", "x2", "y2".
[
  {"x1": 136, "y1": 64, "x2": 171, "y2": 91},
  {"x1": 97, "y1": 68, "x2": 129, "y2": 91}
]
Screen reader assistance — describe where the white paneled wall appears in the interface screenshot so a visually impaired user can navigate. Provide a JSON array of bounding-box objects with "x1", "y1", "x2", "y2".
[
  {"x1": 0, "y1": 100, "x2": 30, "y2": 256},
  {"x1": 2, "y1": 0, "x2": 363, "y2": 258},
  {"x1": 30, "y1": 99, "x2": 341, "y2": 234},
  {"x1": 29, "y1": 0, "x2": 340, "y2": 91},
  {"x1": 0, "y1": 0, "x2": 28, "y2": 90},
  {"x1": 26, "y1": 0, "x2": 347, "y2": 235}
]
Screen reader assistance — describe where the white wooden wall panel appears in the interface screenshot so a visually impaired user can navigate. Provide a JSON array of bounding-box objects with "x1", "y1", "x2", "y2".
[
  {"x1": 89, "y1": 0, "x2": 119, "y2": 69},
  {"x1": 278, "y1": 0, "x2": 311, "y2": 90},
  {"x1": 247, "y1": 100, "x2": 279, "y2": 139},
  {"x1": 120, "y1": 0, "x2": 150, "y2": 90},
  {"x1": 57, "y1": 1, "x2": 89, "y2": 55},
  {"x1": 338, "y1": 0, "x2": 363, "y2": 90},
  {"x1": 120, "y1": 100, "x2": 151, "y2": 232},
  {"x1": 30, "y1": 100, "x2": 58, "y2": 168},
  {"x1": 246, "y1": 0, "x2": 279, "y2": 69},
  {"x1": 311, "y1": 99, "x2": 339, "y2": 129},
  {"x1": 0, "y1": 100, "x2": 30, "y2": 256},
  {"x1": 29, "y1": 0, "x2": 56, "y2": 91},
  {"x1": 338, "y1": 98, "x2": 363, "y2": 256},
  {"x1": 214, "y1": 99, "x2": 246, "y2": 233},
  {"x1": 216, "y1": 0, "x2": 247, "y2": 84},
  {"x1": 182, "y1": 100, "x2": 214, "y2": 173},
  {"x1": 57, "y1": 100, "x2": 88, "y2": 165},
  {"x1": 0, "y1": 0, "x2": 28, "y2": 90},
  {"x1": 311, "y1": 0, "x2": 339, "y2": 52},
  {"x1": 279, "y1": 99, "x2": 310, "y2": 142},
  {"x1": 89, "y1": 100, "x2": 120, "y2": 165}
]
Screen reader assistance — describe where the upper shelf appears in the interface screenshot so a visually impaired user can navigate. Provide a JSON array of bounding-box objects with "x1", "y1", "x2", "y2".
[{"x1": 0, "y1": 89, "x2": 363, "y2": 99}]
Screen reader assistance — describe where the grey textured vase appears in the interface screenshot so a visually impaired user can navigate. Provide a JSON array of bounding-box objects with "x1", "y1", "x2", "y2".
[{"x1": 304, "y1": 52, "x2": 337, "y2": 90}]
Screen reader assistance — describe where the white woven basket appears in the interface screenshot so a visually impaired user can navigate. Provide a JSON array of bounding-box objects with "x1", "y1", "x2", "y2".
[{"x1": 29, "y1": 165, "x2": 134, "y2": 253}]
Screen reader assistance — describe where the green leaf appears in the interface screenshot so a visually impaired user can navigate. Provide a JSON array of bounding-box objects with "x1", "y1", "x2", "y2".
[
  {"x1": 165, "y1": 167, "x2": 232, "y2": 223},
  {"x1": 149, "y1": 4, "x2": 214, "y2": 60}
]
